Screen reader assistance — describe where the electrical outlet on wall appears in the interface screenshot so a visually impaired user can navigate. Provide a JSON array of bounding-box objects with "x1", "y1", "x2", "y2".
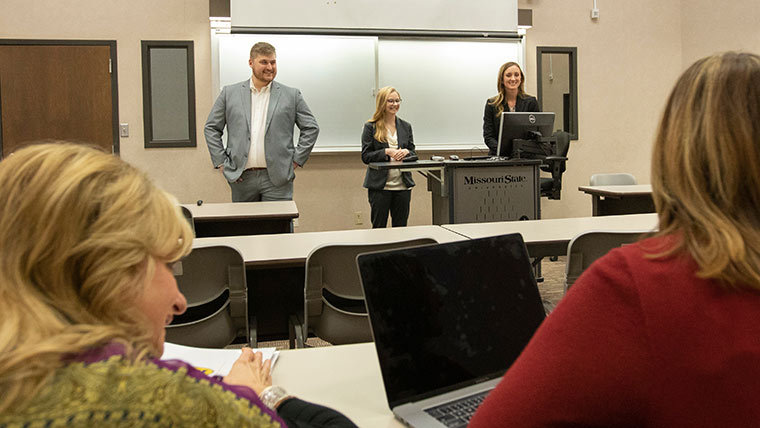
[
  {"x1": 591, "y1": 8, "x2": 600, "y2": 19},
  {"x1": 354, "y1": 211, "x2": 363, "y2": 225}
]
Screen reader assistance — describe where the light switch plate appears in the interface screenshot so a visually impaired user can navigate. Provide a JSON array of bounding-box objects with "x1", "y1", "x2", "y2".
[{"x1": 120, "y1": 123, "x2": 129, "y2": 137}]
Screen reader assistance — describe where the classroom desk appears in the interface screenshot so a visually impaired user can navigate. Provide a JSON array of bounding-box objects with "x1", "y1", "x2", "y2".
[
  {"x1": 442, "y1": 213, "x2": 659, "y2": 259},
  {"x1": 274, "y1": 342, "x2": 401, "y2": 428},
  {"x1": 578, "y1": 184, "x2": 654, "y2": 216},
  {"x1": 194, "y1": 225, "x2": 465, "y2": 267},
  {"x1": 194, "y1": 225, "x2": 466, "y2": 340},
  {"x1": 182, "y1": 201, "x2": 298, "y2": 237},
  {"x1": 193, "y1": 216, "x2": 656, "y2": 340}
]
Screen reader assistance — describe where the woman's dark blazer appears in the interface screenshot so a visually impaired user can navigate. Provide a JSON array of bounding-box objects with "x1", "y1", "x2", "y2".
[
  {"x1": 482, "y1": 95, "x2": 540, "y2": 155},
  {"x1": 361, "y1": 117, "x2": 416, "y2": 190}
]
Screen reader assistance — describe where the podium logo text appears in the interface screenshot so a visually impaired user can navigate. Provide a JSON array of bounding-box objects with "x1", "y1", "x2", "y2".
[{"x1": 464, "y1": 175, "x2": 527, "y2": 185}]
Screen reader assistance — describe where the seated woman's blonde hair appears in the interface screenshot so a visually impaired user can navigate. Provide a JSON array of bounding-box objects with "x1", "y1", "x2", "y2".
[
  {"x1": 652, "y1": 51, "x2": 760, "y2": 288},
  {"x1": 0, "y1": 143, "x2": 193, "y2": 412}
]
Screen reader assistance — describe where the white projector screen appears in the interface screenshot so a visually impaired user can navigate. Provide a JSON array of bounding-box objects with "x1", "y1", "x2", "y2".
[{"x1": 215, "y1": 34, "x2": 523, "y2": 152}]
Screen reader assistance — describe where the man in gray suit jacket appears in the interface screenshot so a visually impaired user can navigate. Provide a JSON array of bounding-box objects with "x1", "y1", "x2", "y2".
[{"x1": 204, "y1": 42, "x2": 319, "y2": 201}]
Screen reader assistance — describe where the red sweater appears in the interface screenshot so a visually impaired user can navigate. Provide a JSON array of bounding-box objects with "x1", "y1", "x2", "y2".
[{"x1": 470, "y1": 236, "x2": 760, "y2": 427}]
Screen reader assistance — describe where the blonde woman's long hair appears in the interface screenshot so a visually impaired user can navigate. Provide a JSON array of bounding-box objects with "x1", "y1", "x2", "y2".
[
  {"x1": 488, "y1": 61, "x2": 528, "y2": 116},
  {"x1": 0, "y1": 143, "x2": 193, "y2": 412},
  {"x1": 369, "y1": 86, "x2": 400, "y2": 143},
  {"x1": 651, "y1": 51, "x2": 760, "y2": 288}
]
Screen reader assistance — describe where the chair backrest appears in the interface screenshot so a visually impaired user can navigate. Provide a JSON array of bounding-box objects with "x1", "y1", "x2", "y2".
[
  {"x1": 554, "y1": 130, "x2": 571, "y2": 158},
  {"x1": 564, "y1": 230, "x2": 649, "y2": 292},
  {"x1": 180, "y1": 205, "x2": 195, "y2": 235},
  {"x1": 166, "y1": 245, "x2": 247, "y2": 347},
  {"x1": 302, "y1": 237, "x2": 437, "y2": 344},
  {"x1": 589, "y1": 173, "x2": 637, "y2": 186},
  {"x1": 174, "y1": 246, "x2": 245, "y2": 305}
]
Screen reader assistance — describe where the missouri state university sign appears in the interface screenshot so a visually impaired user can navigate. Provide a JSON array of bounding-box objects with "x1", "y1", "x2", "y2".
[{"x1": 463, "y1": 174, "x2": 528, "y2": 185}]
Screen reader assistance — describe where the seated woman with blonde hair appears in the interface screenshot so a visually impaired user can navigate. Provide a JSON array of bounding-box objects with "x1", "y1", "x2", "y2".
[
  {"x1": 0, "y1": 143, "x2": 355, "y2": 427},
  {"x1": 471, "y1": 51, "x2": 760, "y2": 426}
]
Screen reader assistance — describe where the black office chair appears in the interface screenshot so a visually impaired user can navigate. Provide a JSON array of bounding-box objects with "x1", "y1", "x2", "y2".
[
  {"x1": 511, "y1": 131, "x2": 571, "y2": 200},
  {"x1": 539, "y1": 131, "x2": 571, "y2": 200}
]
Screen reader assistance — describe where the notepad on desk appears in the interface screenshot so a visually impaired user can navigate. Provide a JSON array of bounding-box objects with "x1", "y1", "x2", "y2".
[{"x1": 161, "y1": 342, "x2": 280, "y2": 377}]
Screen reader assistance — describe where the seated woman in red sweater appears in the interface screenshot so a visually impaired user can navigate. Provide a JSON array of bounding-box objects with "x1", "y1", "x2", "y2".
[{"x1": 471, "y1": 51, "x2": 760, "y2": 427}]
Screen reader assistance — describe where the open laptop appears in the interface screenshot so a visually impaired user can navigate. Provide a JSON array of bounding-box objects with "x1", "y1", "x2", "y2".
[{"x1": 357, "y1": 234, "x2": 546, "y2": 428}]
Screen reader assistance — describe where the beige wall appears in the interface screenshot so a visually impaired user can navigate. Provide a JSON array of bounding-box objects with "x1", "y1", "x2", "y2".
[
  {"x1": 1, "y1": 0, "x2": 709, "y2": 232},
  {"x1": 519, "y1": 0, "x2": 683, "y2": 219},
  {"x1": 681, "y1": 0, "x2": 760, "y2": 66}
]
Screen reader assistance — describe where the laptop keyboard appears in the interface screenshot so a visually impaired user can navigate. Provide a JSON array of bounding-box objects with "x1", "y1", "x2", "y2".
[{"x1": 424, "y1": 390, "x2": 489, "y2": 428}]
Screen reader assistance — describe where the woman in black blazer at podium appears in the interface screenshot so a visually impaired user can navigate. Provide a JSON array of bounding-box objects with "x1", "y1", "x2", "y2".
[
  {"x1": 361, "y1": 86, "x2": 416, "y2": 228},
  {"x1": 483, "y1": 61, "x2": 540, "y2": 155}
]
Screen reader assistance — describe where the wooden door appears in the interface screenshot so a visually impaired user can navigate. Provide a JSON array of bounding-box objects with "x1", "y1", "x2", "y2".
[{"x1": 0, "y1": 43, "x2": 116, "y2": 157}]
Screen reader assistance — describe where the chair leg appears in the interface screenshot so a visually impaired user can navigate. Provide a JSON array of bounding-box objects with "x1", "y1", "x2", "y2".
[
  {"x1": 248, "y1": 316, "x2": 257, "y2": 348},
  {"x1": 288, "y1": 315, "x2": 305, "y2": 349},
  {"x1": 532, "y1": 257, "x2": 544, "y2": 283}
]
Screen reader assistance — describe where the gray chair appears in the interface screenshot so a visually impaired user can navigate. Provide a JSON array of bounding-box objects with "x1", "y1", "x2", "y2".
[
  {"x1": 165, "y1": 245, "x2": 252, "y2": 348},
  {"x1": 289, "y1": 238, "x2": 437, "y2": 348},
  {"x1": 180, "y1": 205, "x2": 195, "y2": 236},
  {"x1": 589, "y1": 173, "x2": 637, "y2": 186},
  {"x1": 564, "y1": 230, "x2": 650, "y2": 292}
]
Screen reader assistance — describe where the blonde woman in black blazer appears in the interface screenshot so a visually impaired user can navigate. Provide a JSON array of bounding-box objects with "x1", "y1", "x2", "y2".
[{"x1": 361, "y1": 86, "x2": 416, "y2": 228}]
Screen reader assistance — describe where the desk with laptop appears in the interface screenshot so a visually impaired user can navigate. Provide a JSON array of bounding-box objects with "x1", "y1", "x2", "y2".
[
  {"x1": 277, "y1": 233, "x2": 548, "y2": 428},
  {"x1": 191, "y1": 214, "x2": 658, "y2": 340}
]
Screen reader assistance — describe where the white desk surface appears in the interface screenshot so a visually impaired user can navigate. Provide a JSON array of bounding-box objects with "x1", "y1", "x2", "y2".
[
  {"x1": 441, "y1": 213, "x2": 658, "y2": 243},
  {"x1": 274, "y1": 343, "x2": 401, "y2": 428},
  {"x1": 578, "y1": 184, "x2": 653, "y2": 196},
  {"x1": 182, "y1": 201, "x2": 299, "y2": 220},
  {"x1": 193, "y1": 225, "x2": 467, "y2": 267}
]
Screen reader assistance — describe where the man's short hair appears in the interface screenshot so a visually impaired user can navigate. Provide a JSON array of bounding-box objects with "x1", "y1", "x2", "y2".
[{"x1": 250, "y1": 42, "x2": 276, "y2": 59}]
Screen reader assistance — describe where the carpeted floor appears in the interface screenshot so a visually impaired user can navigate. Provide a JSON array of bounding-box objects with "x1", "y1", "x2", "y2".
[
  {"x1": 258, "y1": 257, "x2": 568, "y2": 350},
  {"x1": 537, "y1": 256, "x2": 567, "y2": 313}
]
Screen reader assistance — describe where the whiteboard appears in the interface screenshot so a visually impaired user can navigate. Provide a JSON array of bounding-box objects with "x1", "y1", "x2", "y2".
[
  {"x1": 218, "y1": 34, "x2": 376, "y2": 151},
  {"x1": 378, "y1": 39, "x2": 522, "y2": 150},
  {"x1": 215, "y1": 33, "x2": 523, "y2": 152}
]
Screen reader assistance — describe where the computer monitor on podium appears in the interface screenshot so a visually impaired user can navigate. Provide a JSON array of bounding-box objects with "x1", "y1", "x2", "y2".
[{"x1": 496, "y1": 112, "x2": 555, "y2": 158}]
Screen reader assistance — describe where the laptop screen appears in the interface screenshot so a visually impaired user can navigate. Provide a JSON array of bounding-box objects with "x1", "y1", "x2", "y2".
[{"x1": 357, "y1": 234, "x2": 546, "y2": 408}]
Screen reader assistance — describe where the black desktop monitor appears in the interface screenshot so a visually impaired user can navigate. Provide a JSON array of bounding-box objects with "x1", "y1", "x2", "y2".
[{"x1": 496, "y1": 112, "x2": 555, "y2": 158}]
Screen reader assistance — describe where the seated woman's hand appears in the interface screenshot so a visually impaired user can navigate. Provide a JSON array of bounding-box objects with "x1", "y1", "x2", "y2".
[{"x1": 223, "y1": 348, "x2": 272, "y2": 395}]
